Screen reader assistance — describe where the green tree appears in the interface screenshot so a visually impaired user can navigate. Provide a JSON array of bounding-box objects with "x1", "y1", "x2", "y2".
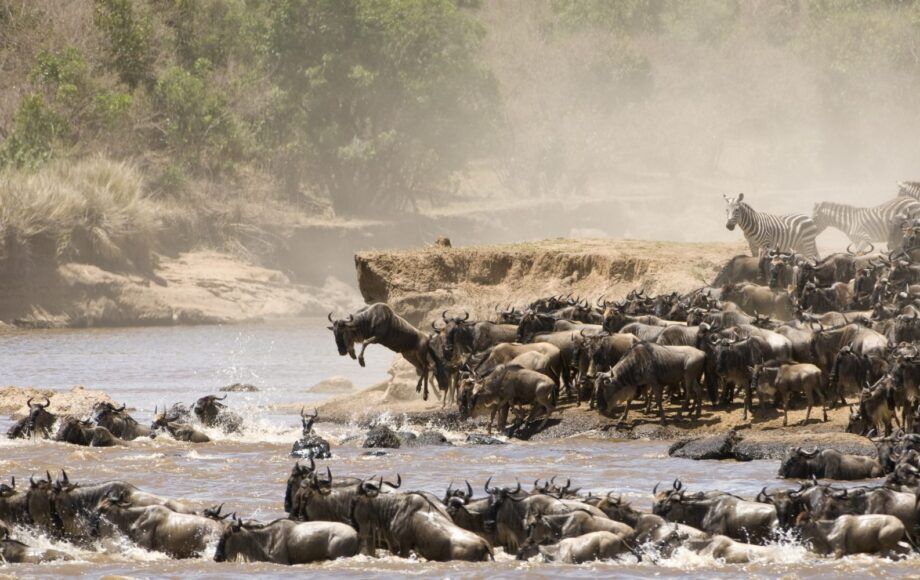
[
  {"x1": 263, "y1": 0, "x2": 498, "y2": 215},
  {"x1": 94, "y1": 0, "x2": 155, "y2": 89}
]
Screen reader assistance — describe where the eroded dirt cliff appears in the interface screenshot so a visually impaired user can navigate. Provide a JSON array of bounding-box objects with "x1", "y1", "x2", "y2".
[{"x1": 355, "y1": 239, "x2": 745, "y2": 324}]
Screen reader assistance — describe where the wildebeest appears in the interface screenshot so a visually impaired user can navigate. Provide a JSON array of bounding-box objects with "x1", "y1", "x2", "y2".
[
  {"x1": 0, "y1": 477, "x2": 31, "y2": 526},
  {"x1": 437, "y1": 311, "x2": 518, "y2": 359},
  {"x1": 652, "y1": 481, "x2": 777, "y2": 544},
  {"x1": 91, "y1": 402, "x2": 150, "y2": 440},
  {"x1": 721, "y1": 283, "x2": 795, "y2": 321},
  {"x1": 777, "y1": 447, "x2": 884, "y2": 480},
  {"x1": 7, "y1": 397, "x2": 56, "y2": 439},
  {"x1": 684, "y1": 534, "x2": 780, "y2": 564},
  {"x1": 750, "y1": 362, "x2": 826, "y2": 426},
  {"x1": 524, "y1": 530, "x2": 633, "y2": 563},
  {"x1": 328, "y1": 303, "x2": 446, "y2": 400},
  {"x1": 193, "y1": 394, "x2": 244, "y2": 434},
  {"x1": 0, "y1": 523, "x2": 71, "y2": 563},
  {"x1": 351, "y1": 477, "x2": 492, "y2": 561},
  {"x1": 521, "y1": 510, "x2": 633, "y2": 548},
  {"x1": 465, "y1": 364, "x2": 556, "y2": 434},
  {"x1": 95, "y1": 492, "x2": 229, "y2": 558},
  {"x1": 291, "y1": 408, "x2": 331, "y2": 459},
  {"x1": 151, "y1": 406, "x2": 211, "y2": 443},
  {"x1": 215, "y1": 516, "x2": 359, "y2": 564},
  {"x1": 712, "y1": 255, "x2": 767, "y2": 287},
  {"x1": 796, "y1": 512, "x2": 911, "y2": 557},
  {"x1": 54, "y1": 417, "x2": 122, "y2": 447},
  {"x1": 595, "y1": 342, "x2": 705, "y2": 423}
]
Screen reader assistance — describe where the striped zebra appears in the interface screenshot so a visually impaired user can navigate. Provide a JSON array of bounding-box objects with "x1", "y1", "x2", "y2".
[
  {"x1": 812, "y1": 197, "x2": 920, "y2": 251},
  {"x1": 723, "y1": 193, "x2": 820, "y2": 259},
  {"x1": 898, "y1": 181, "x2": 920, "y2": 200}
]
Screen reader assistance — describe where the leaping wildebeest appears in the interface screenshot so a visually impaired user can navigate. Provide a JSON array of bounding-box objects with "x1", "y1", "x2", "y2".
[{"x1": 328, "y1": 303, "x2": 447, "y2": 400}]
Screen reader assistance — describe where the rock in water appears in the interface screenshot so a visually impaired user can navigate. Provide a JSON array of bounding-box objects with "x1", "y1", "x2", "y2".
[
  {"x1": 220, "y1": 383, "x2": 259, "y2": 392},
  {"x1": 363, "y1": 425, "x2": 401, "y2": 449},
  {"x1": 291, "y1": 434, "x2": 332, "y2": 459},
  {"x1": 465, "y1": 433, "x2": 505, "y2": 445},
  {"x1": 668, "y1": 430, "x2": 739, "y2": 460},
  {"x1": 398, "y1": 430, "x2": 452, "y2": 447}
]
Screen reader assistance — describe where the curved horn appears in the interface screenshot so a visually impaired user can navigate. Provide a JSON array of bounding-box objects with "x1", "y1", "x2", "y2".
[
  {"x1": 442, "y1": 310, "x2": 450, "y2": 321},
  {"x1": 465, "y1": 480, "x2": 473, "y2": 499},
  {"x1": 328, "y1": 312, "x2": 334, "y2": 323},
  {"x1": 462, "y1": 311, "x2": 470, "y2": 321},
  {"x1": 847, "y1": 243, "x2": 856, "y2": 256},
  {"x1": 653, "y1": 482, "x2": 660, "y2": 495},
  {"x1": 484, "y1": 476, "x2": 493, "y2": 494}
]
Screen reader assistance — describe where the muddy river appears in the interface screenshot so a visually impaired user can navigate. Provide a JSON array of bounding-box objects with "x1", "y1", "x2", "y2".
[{"x1": 1, "y1": 320, "x2": 917, "y2": 577}]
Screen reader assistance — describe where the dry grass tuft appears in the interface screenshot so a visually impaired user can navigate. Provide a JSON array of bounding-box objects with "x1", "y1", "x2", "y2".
[{"x1": 0, "y1": 156, "x2": 157, "y2": 270}]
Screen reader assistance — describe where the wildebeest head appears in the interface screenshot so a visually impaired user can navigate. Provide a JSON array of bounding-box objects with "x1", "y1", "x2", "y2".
[
  {"x1": 443, "y1": 480, "x2": 474, "y2": 506},
  {"x1": 283, "y1": 457, "x2": 316, "y2": 515},
  {"x1": 26, "y1": 471, "x2": 58, "y2": 534},
  {"x1": 457, "y1": 371, "x2": 479, "y2": 419},
  {"x1": 757, "y1": 484, "x2": 808, "y2": 529},
  {"x1": 327, "y1": 312, "x2": 358, "y2": 358},
  {"x1": 214, "y1": 514, "x2": 261, "y2": 563},
  {"x1": 651, "y1": 479, "x2": 685, "y2": 516},
  {"x1": 300, "y1": 408, "x2": 318, "y2": 435},
  {"x1": 8, "y1": 397, "x2": 55, "y2": 439},
  {"x1": 440, "y1": 310, "x2": 471, "y2": 359},
  {"x1": 192, "y1": 394, "x2": 227, "y2": 425},
  {"x1": 482, "y1": 478, "x2": 523, "y2": 532},
  {"x1": 724, "y1": 193, "x2": 745, "y2": 231},
  {"x1": 90, "y1": 401, "x2": 129, "y2": 432},
  {"x1": 778, "y1": 446, "x2": 821, "y2": 478}
]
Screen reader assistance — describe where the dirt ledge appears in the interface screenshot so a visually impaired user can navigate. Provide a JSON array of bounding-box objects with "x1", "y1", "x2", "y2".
[{"x1": 355, "y1": 239, "x2": 744, "y2": 325}]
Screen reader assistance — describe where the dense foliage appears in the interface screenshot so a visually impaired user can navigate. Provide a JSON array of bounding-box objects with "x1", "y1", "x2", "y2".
[{"x1": 2, "y1": 0, "x2": 919, "y2": 222}]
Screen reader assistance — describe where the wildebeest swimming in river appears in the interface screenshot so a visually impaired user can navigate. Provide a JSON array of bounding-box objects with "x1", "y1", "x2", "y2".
[
  {"x1": 291, "y1": 408, "x2": 331, "y2": 459},
  {"x1": 328, "y1": 303, "x2": 448, "y2": 400},
  {"x1": 7, "y1": 398, "x2": 55, "y2": 439},
  {"x1": 193, "y1": 394, "x2": 243, "y2": 434}
]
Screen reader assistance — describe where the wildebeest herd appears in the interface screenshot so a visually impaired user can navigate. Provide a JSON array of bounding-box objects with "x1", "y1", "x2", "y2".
[
  {"x1": 2, "y1": 459, "x2": 920, "y2": 565},
  {"x1": 8, "y1": 187, "x2": 920, "y2": 567}
]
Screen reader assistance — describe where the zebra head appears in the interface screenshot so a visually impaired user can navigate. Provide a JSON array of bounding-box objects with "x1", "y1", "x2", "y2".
[{"x1": 723, "y1": 193, "x2": 744, "y2": 231}]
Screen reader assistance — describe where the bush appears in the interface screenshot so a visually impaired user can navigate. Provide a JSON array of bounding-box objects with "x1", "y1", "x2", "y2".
[{"x1": 93, "y1": 0, "x2": 155, "y2": 89}]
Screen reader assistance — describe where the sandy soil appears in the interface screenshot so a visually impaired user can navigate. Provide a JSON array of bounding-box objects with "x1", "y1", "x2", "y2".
[
  {"x1": 356, "y1": 238, "x2": 745, "y2": 325},
  {"x1": 5, "y1": 250, "x2": 363, "y2": 328}
]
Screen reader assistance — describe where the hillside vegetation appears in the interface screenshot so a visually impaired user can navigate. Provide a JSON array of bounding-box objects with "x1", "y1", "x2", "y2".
[{"x1": 2, "y1": 1, "x2": 920, "y2": 277}]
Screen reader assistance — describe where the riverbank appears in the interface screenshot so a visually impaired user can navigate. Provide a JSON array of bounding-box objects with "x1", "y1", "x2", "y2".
[{"x1": 314, "y1": 356, "x2": 870, "y2": 458}]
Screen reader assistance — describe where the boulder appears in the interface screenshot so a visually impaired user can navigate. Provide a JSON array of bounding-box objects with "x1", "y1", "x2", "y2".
[
  {"x1": 363, "y1": 425, "x2": 401, "y2": 449},
  {"x1": 308, "y1": 376, "x2": 354, "y2": 394},
  {"x1": 732, "y1": 433, "x2": 876, "y2": 462},
  {"x1": 220, "y1": 383, "x2": 259, "y2": 392},
  {"x1": 1, "y1": 385, "x2": 115, "y2": 419},
  {"x1": 465, "y1": 433, "x2": 505, "y2": 445},
  {"x1": 291, "y1": 434, "x2": 332, "y2": 459},
  {"x1": 404, "y1": 430, "x2": 451, "y2": 447},
  {"x1": 668, "y1": 430, "x2": 739, "y2": 460}
]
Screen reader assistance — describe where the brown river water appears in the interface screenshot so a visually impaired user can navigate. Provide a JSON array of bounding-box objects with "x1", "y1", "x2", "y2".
[{"x1": 1, "y1": 319, "x2": 918, "y2": 578}]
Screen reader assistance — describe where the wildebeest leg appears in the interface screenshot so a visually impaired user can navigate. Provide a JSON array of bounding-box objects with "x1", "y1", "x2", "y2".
[
  {"x1": 619, "y1": 397, "x2": 631, "y2": 423},
  {"x1": 653, "y1": 381, "x2": 666, "y2": 424},
  {"x1": 356, "y1": 336, "x2": 379, "y2": 367},
  {"x1": 782, "y1": 391, "x2": 791, "y2": 426},
  {"x1": 487, "y1": 405, "x2": 498, "y2": 434},
  {"x1": 742, "y1": 382, "x2": 752, "y2": 421}
]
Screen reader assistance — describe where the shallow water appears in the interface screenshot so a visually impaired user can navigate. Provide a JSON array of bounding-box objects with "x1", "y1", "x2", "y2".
[{"x1": 0, "y1": 320, "x2": 917, "y2": 577}]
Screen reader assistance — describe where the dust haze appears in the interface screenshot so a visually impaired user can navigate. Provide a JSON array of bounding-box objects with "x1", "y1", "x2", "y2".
[{"x1": 464, "y1": 1, "x2": 920, "y2": 252}]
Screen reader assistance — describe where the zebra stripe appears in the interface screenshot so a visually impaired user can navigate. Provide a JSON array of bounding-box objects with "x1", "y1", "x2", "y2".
[
  {"x1": 812, "y1": 197, "x2": 920, "y2": 245},
  {"x1": 898, "y1": 181, "x2": 920, "y2": 200},
  {"x1": 730, "y1": 201, "x2": 819, "y2": 258}
]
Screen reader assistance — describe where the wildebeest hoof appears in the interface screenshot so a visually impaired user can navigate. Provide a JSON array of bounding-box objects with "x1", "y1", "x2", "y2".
[{"x1": 358, "y1": 357, "x2": 366, "y2": 367}]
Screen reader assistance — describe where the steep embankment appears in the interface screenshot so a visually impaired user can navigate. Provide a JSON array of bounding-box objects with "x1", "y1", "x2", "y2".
[{"x1": 355, "y1": 239, "x2": 745, "y2": 324}]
